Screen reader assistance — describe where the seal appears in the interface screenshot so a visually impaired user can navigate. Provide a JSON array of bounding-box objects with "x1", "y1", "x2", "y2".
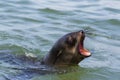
[{"x1": 42, "y1": 30, "x2": 91, "y2": 66}]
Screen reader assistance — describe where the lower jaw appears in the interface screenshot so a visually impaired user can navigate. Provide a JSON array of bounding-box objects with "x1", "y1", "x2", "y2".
[{"x1": 79, "y1": 44, "x2": 91, "y2": 57}]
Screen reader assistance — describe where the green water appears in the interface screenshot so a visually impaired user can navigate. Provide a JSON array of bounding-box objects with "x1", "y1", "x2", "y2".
[{"x1": 0, "y1": 0, "x2": 120, "y2": 80}]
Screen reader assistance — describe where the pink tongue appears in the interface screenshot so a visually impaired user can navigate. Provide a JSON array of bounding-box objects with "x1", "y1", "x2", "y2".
[
  {"x1": 80, "y1": 48, "x2": 91, "y2": 56},
  {"x1": 79, "y1": 45, "x2": 91, "y2": 56}
]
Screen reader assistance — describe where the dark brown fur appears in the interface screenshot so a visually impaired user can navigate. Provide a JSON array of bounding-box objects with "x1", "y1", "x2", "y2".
[{"x1": 42, "y1": 30, "x2": 90, "y2": 66}]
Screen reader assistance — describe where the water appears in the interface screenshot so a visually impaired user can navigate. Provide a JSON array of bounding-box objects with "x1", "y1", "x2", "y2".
[{"x1": 0, "y1": 0, "x2": 120, "y2": 80}]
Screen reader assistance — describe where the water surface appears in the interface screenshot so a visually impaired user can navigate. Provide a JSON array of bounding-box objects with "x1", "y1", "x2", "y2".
[{"x1": 0, "y1": 0, "x2": 120, "y2": 80}]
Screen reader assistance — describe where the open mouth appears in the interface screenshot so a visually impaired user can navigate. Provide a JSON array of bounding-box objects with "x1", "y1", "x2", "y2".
[{"x1": 78, "y1": 32, "x2": 91, "y2": 57}]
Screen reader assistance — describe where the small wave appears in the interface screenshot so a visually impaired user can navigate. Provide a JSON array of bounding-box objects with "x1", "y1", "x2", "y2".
[
  {"x1": 104, "y1": 7, "x2": 120, "y2": 13},
  {"x1": 106, "y1": 19, "x2": 120, "y2": 26},
  {"x1": 38, "y1": 8, "x2": 73, "y2": 15}
]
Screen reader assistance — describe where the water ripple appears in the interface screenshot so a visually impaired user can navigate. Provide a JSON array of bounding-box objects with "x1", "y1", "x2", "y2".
[{"x1": 0, "y1": 0, "x2": 120, "y2": 80}]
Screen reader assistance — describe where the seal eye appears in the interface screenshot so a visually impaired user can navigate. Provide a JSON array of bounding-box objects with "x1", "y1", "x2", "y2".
[{"x1": 65, "y1": 36, "x2": 77, "y2": 46}]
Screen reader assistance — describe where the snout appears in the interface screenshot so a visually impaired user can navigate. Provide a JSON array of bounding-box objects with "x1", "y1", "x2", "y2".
[
  {"x1": 79, "y1": 30, "x2": 84, "y2": 34},
  {"x1": 78, "y1": 30, "x2": 85, "y2": 36},
  {"x1": 76, "y1": 30, "x2": 85, "y2": 41}
]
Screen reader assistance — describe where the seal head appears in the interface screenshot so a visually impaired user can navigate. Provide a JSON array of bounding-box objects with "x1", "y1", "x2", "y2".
[{"x1": 42, "y1": 30, "x2": 91, "y2": 66}]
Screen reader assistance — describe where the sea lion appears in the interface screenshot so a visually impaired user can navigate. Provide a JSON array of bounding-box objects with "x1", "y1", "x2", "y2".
[{"x1": 42, "y1": 30, "x2": 91, "y2": 66}]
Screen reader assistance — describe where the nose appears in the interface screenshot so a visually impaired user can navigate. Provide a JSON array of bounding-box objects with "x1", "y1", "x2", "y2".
[
  {"x1": 81, "y1": 30, "x2": 84, "y2": 34},
  {"x1": 78, "y1": 30, "x2": 85, "y2": 34}
]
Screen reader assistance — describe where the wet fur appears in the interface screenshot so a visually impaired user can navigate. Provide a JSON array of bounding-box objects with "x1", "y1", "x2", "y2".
[{"x1": 42, "y1": 30, "x2": 88, "y2": 66}]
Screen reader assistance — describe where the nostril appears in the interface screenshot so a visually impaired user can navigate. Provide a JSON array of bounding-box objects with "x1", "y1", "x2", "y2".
[
  {"x1": 79, "y1": 30, "x2": 84, "y2": 34},
  {"x1": 77, "y1": 30, "x2": 85, "y2": 36}
]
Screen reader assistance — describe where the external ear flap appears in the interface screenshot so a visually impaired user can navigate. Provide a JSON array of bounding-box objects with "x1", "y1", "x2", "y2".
[
  {"x1": 57, "y1": 50, "x2": 63, "y2": 57},
  {"x1": 53, "y1": 50, "x2": 63, "y2": 64}
]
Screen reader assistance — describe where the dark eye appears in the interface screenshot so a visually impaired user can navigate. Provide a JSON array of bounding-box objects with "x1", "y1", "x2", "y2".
[{"x1": 65, "y1": 36, "x2": 77, "y2": 46}]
